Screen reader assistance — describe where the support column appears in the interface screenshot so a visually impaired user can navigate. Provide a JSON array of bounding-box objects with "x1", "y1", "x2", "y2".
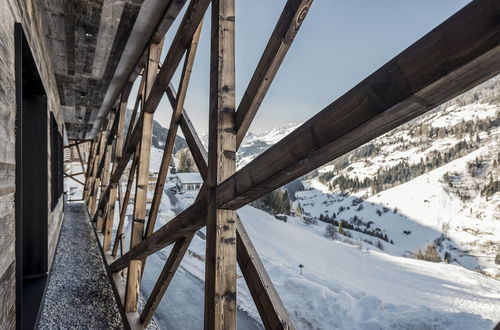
[
  {"x1": 204, "y1": 0, "x2": 237, "y2": 328},
  {"x1": 124, "y1": 40, "x2": 162, "y2": 313},
  {"x1": 103, "y1": 85, "x2": 132, "y2": 251}
]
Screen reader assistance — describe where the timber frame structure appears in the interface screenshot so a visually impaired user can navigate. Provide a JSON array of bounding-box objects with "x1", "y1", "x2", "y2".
[{"x1": 60, "y1": 0, "x2": 498, "y2": 328}]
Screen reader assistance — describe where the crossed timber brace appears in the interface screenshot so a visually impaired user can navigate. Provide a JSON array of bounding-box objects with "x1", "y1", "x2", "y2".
[{"x1": 80, "y1": 0, "x2": 500, "y2": 329}]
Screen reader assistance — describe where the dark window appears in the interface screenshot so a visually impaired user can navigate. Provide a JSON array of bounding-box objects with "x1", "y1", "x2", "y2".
[
  {"x1": 15, "y1": 23, "x2": 49, "y2": 330},
  {"x1": 51, "y1": 113, "x2": 63, "y2": 210}
]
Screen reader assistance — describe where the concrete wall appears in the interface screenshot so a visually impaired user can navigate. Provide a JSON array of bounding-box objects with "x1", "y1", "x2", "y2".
[{"x1": 0, "y1": 0, "x2": 65, "y2": 328}]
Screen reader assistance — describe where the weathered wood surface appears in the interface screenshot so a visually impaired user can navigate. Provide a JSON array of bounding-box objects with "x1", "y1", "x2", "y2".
[
  {"x1": 103, "y1": 85, "x2": 132, "y2": 251},
  {"x1": 140, "y1": 233, "x2": 194, "y2": 326},
  {"x1": 89, "y1": 127, "x2": 107, "y2": 214},
  {"x1": 75, "y1": 142, "x2": 86, "y2": 174},
  {"x1": 112, "y1": 154, "x2": 138, "y2": 257},
  {"x1": 96, "y1": 111, "x2": 115, "y2": 230},
  {"x1": 235, "y1": 0, "x2": 313, "y2": 146},
  {"x1": 204, "y1": 0, "x2": 237, "y2": 328},
  {"x1": 144, "y1": 21, "x2": 202, "y2": 242},
  {"x1": 64, "y1": 173, "x2": 85, "y2": 185},
  {"x1": 83, "y1": 140, "x2": 95, "y2": 200},
  {"x1": 165, "y1": 85, "x2": 208, "y2": 179},
  {"x1": 110, "y1": 0, "x2": 500, "y2": 272},
  {"x1": 142, "y1": 0, "x2": 210, "y2": 114},
  {"x1": 236, "y1": 217, "x2": 295, "y2": 330},
  {"x1": 125, "y1": 40, "x2": 162, "y2": 313}
]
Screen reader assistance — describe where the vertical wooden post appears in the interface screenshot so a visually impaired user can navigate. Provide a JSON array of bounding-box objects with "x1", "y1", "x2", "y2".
[
  {"x1": 144, "y1": 20, "x2": 203, "y2": 244},
  {"x1": 96, "y1": 110, "x2": 116, "y2": 231},
  {"x1": 103, "y1": 85, "x2": 132, "y2": 251},
  {"x1": 112, "y1": 154, "x2": 138, "y2": 257},
  {"x1": 89, "y1": 127, "x2": 107, "y2": 214},
  {"x1": 75, "y1": 142, "x2": 86, "y2": 174},
  {"x1": 204, "y1": 0, "x2": 237, "y2": 328},
  {"x1": 85, "y1": 137, "x2": 100, "y2": 205},
  {"x1": 125, "y1": 40, "x2": 162, "y2": 313},
  {"x1": 83, "y1": 140, "x2": 95, "y2": 201}
]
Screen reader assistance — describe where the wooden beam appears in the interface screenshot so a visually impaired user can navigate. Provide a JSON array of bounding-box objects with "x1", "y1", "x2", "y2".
[
  {"x1": 140, "y1": 233, "x2": 194, "y2": 326},
  {"x1": 123, "y1": 77, "x2": 145, "y2": 152},
  {"x1": 165, "y1": 85, "x2": 208, "y2": 179},
  {"x1": 64, "y1": 141, "x2": 86, "y2": 149},
  {"x1": 112, "y1": 154, "x2": 138, "y2": 257},
  {"x1": 104, "y1": 85, "x2": 133, "y2": 251},
  {"x1": 64, "y1": 174, "x2": 85, "y2": 186},
  {"x1": 125, "y1": 40, "x2": 162, "y2": 313},
  {"x1": 64, "y1": 172, "x2": 85, "y2": 178},
  {"x1": 97, "y1": 110, "x2": 116, "y2": 230},
  {"x1": 96, "y1": 109, "x2": 120, "y2": 179},
  {"x1": 142, "y1": 0, "x2": 210, "y2": 114},
  {"x1": 85, "y1": 134, "x2": 101, "y2": 204},
  {"x1": 144, "y1": 21, "x2": 203, "y2": 243},
  {"x1": 235, "y1": 0, "x2": 313, "y2": 147},
  {"x1": 236, "y1": 217, "x2": 295, "y2": 329},
  {"x1": 151, "y1": 0, "x2": 188, "y2": 44},
  {"x1": 204, "y1": 0, "x2": 237, "y2": 328},
  {"x1": 75, "y1": 142, "x2": 86, "y2": 175},
  {"x1": 109, "y1": 0, "x2": 500, "y2": 272},
  {"x1": 89, "y1": 126, "x2": 108, "y2": 215},
  {"x1": 218, "y1": 0, "x2": 500, "y2": 210},
  {"x1": 83, "y1": 140, "x2": 95, "y2": 200}
]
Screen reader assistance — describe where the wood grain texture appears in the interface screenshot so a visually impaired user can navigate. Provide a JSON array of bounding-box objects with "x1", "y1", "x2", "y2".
[
  {"x1": 165, "y1": 85, "x2": 208, "y2": 179},
  {"x1": 103, "y1": 85, "x2": 132, "y2": 251},
  {"x1": 142, "y1": 0, "x2": 210, "y2": 114},
  {"x1": 237, "y1": 217, "x2": 295, "y2": 330},
  {"x1": 204, "y1": 0, "x2": 237, "y2": 328},
  {"x1": 109, "y1": 0, "x2": 500, "y2": 273},
  {"x1": 140, "y1": 234, "x2": 194, "y2": 326},
  {"x1": 112, "y1": 154, "x2": 138, "y2": 257},
  {"x1": 125, "y1": 40, "x2": 162, "y2": 313},
  {"x1": 144, "y1": 21, "x2": 202, "y2": 243},
  {"x1": 235, "y1": 0, "x2": 313, "y2": 147}
]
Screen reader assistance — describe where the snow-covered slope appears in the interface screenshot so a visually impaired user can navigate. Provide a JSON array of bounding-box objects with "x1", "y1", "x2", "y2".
[{"x1": 153, "y1": 204, "x2": 500, "y2": 329}]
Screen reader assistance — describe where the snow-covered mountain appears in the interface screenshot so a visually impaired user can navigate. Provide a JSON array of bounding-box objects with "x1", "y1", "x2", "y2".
[{"x1": 201, "y1": 123, "x2": 302, "y2": 169}]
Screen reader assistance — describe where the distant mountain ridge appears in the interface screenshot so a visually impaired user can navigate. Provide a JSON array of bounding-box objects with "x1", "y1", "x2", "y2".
[{"x1": 124, "y1": 108, "x2": 187, "y2": 154}]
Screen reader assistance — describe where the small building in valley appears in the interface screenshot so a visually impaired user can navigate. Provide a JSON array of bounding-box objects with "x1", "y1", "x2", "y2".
[{"x1": 173, "y1": 172, "x2": 203, "y2": 191}]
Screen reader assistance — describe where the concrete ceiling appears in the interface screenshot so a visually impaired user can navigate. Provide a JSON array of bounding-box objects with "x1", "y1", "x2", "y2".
[{"x1": 41, "y1": 0, "x2": 144, "y2": 140}]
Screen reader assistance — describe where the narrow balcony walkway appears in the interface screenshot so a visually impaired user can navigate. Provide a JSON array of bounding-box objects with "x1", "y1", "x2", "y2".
[{"x1": 38, "y1": 202, "x2": 123, "y2": 329}]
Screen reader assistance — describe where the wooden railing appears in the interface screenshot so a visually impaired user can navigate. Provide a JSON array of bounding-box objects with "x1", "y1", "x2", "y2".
[{"x1": 79, "y1": 0, "x2": 500, "y2": 328}]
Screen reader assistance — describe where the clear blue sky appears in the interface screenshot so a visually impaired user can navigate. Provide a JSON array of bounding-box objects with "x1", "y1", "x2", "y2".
[{"x1": 128, "y1": 0, "x2": 471, "y2": 135}]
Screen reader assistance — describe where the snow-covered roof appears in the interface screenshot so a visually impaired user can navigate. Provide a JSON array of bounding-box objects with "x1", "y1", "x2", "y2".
[{"x1": 174, "y1": 172, "x2": 203, "y2": 184}]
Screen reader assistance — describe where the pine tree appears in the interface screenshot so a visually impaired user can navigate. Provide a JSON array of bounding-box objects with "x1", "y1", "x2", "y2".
[
  {"x1": 170, "y1": 158, "x2": 177, "y2": 174},
  {"x1": 178, "y1": 149, "x2": 194, "y2": 172},
  {"x1": 338, "y1": 222, "x2": 344, "y2": 235}
]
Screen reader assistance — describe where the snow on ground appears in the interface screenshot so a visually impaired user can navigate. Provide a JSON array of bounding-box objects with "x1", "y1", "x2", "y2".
[
  {"x1": 174, "y1": 205, "x2": 500, "y2": 330},
  {"x1": 64, "y1": 159, "x2": 500, "y2": 329},
  {"x1": 368, "y1": 143, "x2": 500, "y2": 269},
  {"x1": 430, "y1": 104, "x2": 498, "y2": 128},
  {"x1": 296, "y1": 133, "x2": 500, "y2": 271}
]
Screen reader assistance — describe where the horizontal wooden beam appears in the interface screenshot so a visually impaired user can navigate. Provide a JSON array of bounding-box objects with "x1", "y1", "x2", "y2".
[
  {"x1": 219, "y1": 0, "x2": 500, "y2": 209},
  {"x1": 110, "y1": 0, "x2": 500, "y2": 272}
]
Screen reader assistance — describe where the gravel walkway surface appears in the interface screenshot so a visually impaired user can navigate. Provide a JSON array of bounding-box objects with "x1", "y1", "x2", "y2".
[{"x1": 38, "y1": 202, "x2": 123, "y2": 329}]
